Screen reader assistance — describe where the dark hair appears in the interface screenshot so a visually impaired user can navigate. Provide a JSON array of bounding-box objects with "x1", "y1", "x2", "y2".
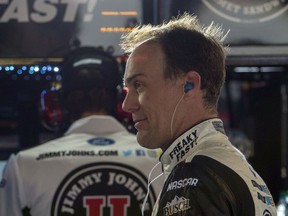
[
  {"x1": 120, "y1": 13, "x2": 229, "y2": 111},
  {"x1": 60, "y1": 47, "x2": 122, "y2": 121}
]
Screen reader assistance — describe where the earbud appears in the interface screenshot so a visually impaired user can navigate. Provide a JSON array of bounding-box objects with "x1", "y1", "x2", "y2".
[{"x1": 184, "y1": 82, "x2": 194, "y2": 93}]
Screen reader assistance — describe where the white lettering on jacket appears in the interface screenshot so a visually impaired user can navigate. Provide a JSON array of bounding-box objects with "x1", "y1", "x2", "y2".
[{"x1": 167, "y1": 178, "x2": 198, "y2": 192}]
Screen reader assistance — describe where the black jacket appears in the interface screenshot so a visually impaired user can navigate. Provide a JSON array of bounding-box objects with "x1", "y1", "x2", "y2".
[{"x1": 152, "y1": 119, "x2": 276, "y2": 216}]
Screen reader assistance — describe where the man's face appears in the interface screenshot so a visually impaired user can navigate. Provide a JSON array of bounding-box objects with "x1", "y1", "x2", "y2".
[{"x1": 123, "y1": 42, "x2": 182, "y2": 150}]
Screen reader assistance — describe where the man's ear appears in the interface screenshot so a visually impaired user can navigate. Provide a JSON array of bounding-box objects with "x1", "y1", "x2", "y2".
[{"x1": 185, "y1": 70, "x2": 201, "y2": 90}]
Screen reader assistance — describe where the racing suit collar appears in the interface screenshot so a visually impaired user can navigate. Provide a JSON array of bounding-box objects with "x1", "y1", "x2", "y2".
[
  {"x1": 65, "y1": 115, "x2": 127, "y2": 136},
  {"x1": 160, "y1": 118, "x2": 225, "y2": 177}
]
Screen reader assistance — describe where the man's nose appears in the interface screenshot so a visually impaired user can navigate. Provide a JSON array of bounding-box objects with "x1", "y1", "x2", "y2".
[{"x1": 122, "y1": 88, "x2": 138, "y2": 113}]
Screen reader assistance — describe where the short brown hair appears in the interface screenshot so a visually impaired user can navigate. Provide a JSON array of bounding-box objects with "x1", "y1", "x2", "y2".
[{"x1": 120, "y1": 13, "x2": 229, "y2": 110}]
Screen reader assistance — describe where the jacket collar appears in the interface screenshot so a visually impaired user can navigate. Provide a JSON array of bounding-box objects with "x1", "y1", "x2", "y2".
[
  {"x1": 160, "y1": 118, "x2": 225, "y2": 177},
  {"x1": 65, "y1": 115, "x2": 127, "y2": 136}
]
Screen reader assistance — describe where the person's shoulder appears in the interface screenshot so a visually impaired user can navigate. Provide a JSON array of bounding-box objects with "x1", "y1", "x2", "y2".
[
  {"x1": 180, "y1": 155, "x2": 245, "y2": 180},
  {"x1": 112, "y1": 134, "x2": 162, "y2": 159},
  {"x1": 171, "y1": 155, "x2": 254, "y2": 195},
  {"x1": 13, "y1": 135, "x2": 70, "y2": 161}
]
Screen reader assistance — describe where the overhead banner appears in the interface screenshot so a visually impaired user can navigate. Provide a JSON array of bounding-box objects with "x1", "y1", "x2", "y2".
[
  {"x1": 0, "y1": 0, "x2": 142, "y2": 59},
  {"x1": 160, "y1": 0, "x2": 288, "y2": 47}
]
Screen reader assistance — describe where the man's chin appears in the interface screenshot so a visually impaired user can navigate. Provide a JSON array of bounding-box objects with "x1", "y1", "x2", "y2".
[{"x1": 136, "y1": 131, "x2": 153, "y2": 149}]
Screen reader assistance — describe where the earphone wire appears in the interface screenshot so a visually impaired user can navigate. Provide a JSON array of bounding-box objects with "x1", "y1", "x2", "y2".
[
  {"x1": 170, "y1": 92, "x2": 185, "y2": 139},
  {"x1": 141, "y1": 162, "x2": 163, "y2": 216},
  {"x1": 142, "y1": 89, "x2": 186, "y2": 215}
]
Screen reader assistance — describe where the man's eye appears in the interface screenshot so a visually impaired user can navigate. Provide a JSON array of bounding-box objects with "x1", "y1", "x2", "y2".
[{"x1": 134, "y1": 82, "x2": 141, "y2": 90}]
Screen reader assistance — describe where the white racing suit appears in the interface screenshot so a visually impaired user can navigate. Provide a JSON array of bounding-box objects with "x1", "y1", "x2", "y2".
[
  {"x1": 152, "y1": 118, "x2": 277, "y2": 216},
  {"x1": 0, "y1": 115, "x2": 163, "y2": 216}
]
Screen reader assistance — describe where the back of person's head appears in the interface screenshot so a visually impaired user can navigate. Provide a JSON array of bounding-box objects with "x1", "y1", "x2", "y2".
[
  {"x1": 61, "y1": 46, "x2": 122, "y2": 122},
  {"x1": 120, "y1": 13, "x2": 229, "y2": 110}
]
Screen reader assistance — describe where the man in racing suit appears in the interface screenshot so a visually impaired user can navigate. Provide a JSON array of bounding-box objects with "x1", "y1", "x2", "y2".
[
  {"x1": 120, "y1": 13, "x2": 277, "y2": 215},
  {"x1": 0, "y1": 47, "x2": 163, "y2": 216}
]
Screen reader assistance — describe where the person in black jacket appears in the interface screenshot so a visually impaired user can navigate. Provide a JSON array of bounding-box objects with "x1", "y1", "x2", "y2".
[{"x1": 120, "y1": 13, "x2": 277, "y2": 215}]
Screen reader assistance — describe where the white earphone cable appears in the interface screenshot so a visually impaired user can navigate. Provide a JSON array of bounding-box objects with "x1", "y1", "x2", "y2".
[
  {"x1": 170, "y1": 93, "x2": 185, "y2": 139},
  {"x1": 142, "y1": 89, "x2": 186, "y2": 215},
  {"x1": 141, "y1": 162, "x2": 163, "y2": 216}
]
